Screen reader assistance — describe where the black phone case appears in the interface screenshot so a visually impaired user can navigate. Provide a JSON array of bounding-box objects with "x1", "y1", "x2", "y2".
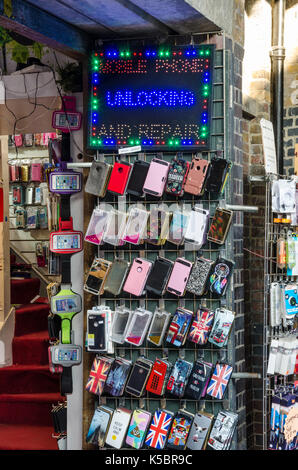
[
  {"x1": 205, "y1": 157, "x2": 230, "y2": 193},
  {"x1": 87, "y1": 313, "x2": 106, "y2": 351},
  {"x1": 126, "y1": 160, "x2": 150, "y2": 197},
  {"x1": 145, "y1": 257, "x2": 173, "y2": 295},
  {"x1": 125, "y1": 358, "x2": 153, "y2": 397},
  {"x1": 208, "y1": 257, "x2": 234, "y2": 297},
  {"x1": 185, "y1": 360, "x2": 213, "y2": 400}
]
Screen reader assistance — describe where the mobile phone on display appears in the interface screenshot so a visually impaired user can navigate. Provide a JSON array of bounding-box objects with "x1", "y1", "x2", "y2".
[
  {"x1": 166, "y1": 257, "x2": 193, "y2": 296},
  {"x1": 143, "y1": 158, "x2": 170, "y2": 197}
]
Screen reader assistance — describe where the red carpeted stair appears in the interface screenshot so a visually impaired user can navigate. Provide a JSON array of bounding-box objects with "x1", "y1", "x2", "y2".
[{"x1": 0, "y1": 277, "x2": 63, "y2": 450}]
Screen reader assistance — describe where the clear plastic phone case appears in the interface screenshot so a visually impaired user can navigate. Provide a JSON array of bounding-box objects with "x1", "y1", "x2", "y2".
[
  {"x1": 124, "y1": 308, "x2": 153, "y2": 346},
  {"x1": 109, "y1": 306, "x2": 133, "y2": 344},
  {"x1": 147, "y1": 308, "x2": 172, "y2": 346}
]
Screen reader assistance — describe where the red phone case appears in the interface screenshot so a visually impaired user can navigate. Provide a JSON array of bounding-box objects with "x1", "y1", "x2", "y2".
[
  {"x1": 146, "y1": 359, "x2": 168, "y2": 395},
  {"x1": 107, "y1": 161, "x2": 132, "y2": 195}
]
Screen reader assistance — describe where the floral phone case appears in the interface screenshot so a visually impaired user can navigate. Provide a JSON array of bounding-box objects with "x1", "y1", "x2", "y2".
[{"x1": 165, "y1": 158, "x2": 190, "y2": 196}]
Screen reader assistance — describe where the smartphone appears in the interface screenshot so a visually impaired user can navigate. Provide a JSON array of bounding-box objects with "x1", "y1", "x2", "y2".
[
  {"x1": 146, "y1": 359, "x2": 172, "y2": 396},
  {"x1": 184, "y1": 157, "x2": 210, "y2": 196},
  {"x1": 126, "y1": 409, "x2": 152, "y2": 449},
  {"x1": 147, "y1": 308, "x2": 172, "y2": 346},
  {"x1": 103, "y1": 209, "x2": 127, "y2": 246},
  {"x1": 208, "y1": 257, "x2": 234, "y2": 297},
  {"x1": 184, "y1": 206, "x2": 209, "y2": 247},
  {"x1": 165, "y1": 158, "x2": 190, "y2": 197},
  {"x1": 207, "y1": 208, "x2": 233, "y2": 245},
  {"x1": 104, "y1": 357, "x2": 132, "y2": 397},
  {"x1": 105, "y1": 407, "x2": 132, "y2": 449},
  {"x1": 84, "y1": 258, "x2": 112, "y2": 295},
  {"x1": 85, "y1": 161, "x2": 112, "y2": 197},
  {"x1": 123, "y1": 207, "x2": 148, "y2": 245},
  {"x1": 186, "y1": 257, "x2": 215, "y2": 296},
  {"x1": 104, "y1": 259, "x2": 130, "y2": 296},
  {"x1": 166, "y1": 358, "x2": 192, "y2": 397},
  {"x1": 167, "y1": 210, "x2": 190, "y2": 245},
  {"x1": 107, "y1": 161, "x2": 132, "y2": 195},
  {"x1": 124, "y1": 307, "x2": 153, "y2": 346},
  {"x1": 205, "y1": 157, "x2": 232, "y2": 194},
  {"x1": 166, "y1": 257, "x2": 193, "y2": 296},
  {"x1": 145, "y1": 257, "x2": 173, "y2": 296},
  {"x1": 123, "y1": 257, "x2": 153, "y2": 296},
  {"x1": 167, "y1": 410, "x2": 194, "y2": 450},
  {"x1": 109, "y1": 307, "x2": 133, "y2": 344},
  {"x1": 125, "y1": 357, "x2": 153, "y2": 397},
  {"x1": 126, "y1": 160, "x2": 150, "y2": 197},
  {"x1": 84, "y1": 208, "x2": 111, "y2": 245},
  {"x1": 146, "y1": 207, "x2": 172, "y2": 246},
  {"x1": 143, "y1": 158, "x2": 170, "y2": 197},
  {"x1": 166, "y1": 308, "x2": 193, "y2": 347}
]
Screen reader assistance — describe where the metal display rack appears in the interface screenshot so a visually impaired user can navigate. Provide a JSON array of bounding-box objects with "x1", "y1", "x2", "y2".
[{"x1": 83, "y1": 40, "x2": 242, "y2": 450}]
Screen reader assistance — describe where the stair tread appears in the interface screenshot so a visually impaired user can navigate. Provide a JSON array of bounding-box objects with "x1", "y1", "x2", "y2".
[
  {"x1": 0, "y1": 424, "x2": 58, "y2": 450},
  {"x1": 13, "y1": 330, "x2": 49, "y2": 342},
  {"x1": 15, "y1": 303, "x2": 50, "y2": 314},
  {"x1": 0, "y1": 393, "x2": 63, "y2": 402},
  {"x1": 0, "y1": 364, "x2": 51, "y2": 372}
]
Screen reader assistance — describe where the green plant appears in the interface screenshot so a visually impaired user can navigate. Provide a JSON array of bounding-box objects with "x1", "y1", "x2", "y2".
[{"x1": 56, "y1": 62, "x2": 82, "y2": 93}]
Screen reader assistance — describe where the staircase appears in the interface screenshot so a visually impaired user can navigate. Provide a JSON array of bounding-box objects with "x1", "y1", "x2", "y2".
[{"x1": 0, "y1": 276, "x2": 62, "y2": 450}]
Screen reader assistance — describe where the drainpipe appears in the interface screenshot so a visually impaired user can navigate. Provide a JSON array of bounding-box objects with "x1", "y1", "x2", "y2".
[{"x1": 270, "y1": 0, "x2": 286, "y2": 176}]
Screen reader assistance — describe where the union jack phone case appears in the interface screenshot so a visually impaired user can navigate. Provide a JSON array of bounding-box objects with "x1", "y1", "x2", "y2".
[
  {"x1": 104, "y1": 357, "x2": 132, "y2": 397},
  {"x1": 166, "y1": 308, "x2": 193, "y2": 347},
  {"x1": 188, "y1": 307, "x2": 215, "y2": 345},
  {"x1": 186, "y1": 257, "x2": 215, "y2": 296},
  {"x1": 126, "y1": 409, "x2": 152, "y2": 449},
  {"x1": 165, "y1": 157, "x2": 190, "y2": 197},
  {"x1": 105, "y1": 407, "x2": 132, "y2": 449},
  {"x1": 185, "y1": 359, "x2": 213, "y2": 400},
  {"x1": 107, "y1": 160, "x2": 132, "y2": 195},
  {"x1": 125, "y1": 356, "x2": 153, "y2": 397},
  {"x1": 145, "y1": 409, "x2": 174, "y2": 449},
  {"x1": 206, "y1": 362, "x2": 233, "y2": 400},
  {"x1": 146, "y1": 358, "x2": 172, "y2": 396},
  {"x1": 166, "y1": 358, "x2": 192, "y2": 397},
  {"x1": 86, "y1": 405, "x2": 113, "y2": 447},
  {"x1": 186, "y1": 411, "x2": 214, "y2": 450},
  {"x1": 85, "y1": 355, "x2": 114, "y2": 396},
  {"x1": 167, "y1": 410, "x2": 194, "y2": 450},
  {"x1": 208, "y1": 308, "x2": 235, "y2": 348}
]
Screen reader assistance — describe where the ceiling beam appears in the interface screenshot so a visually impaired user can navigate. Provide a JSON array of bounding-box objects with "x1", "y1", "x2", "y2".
[{"x1": 0, "y1": 0, "x2": 91, "y2": 60}]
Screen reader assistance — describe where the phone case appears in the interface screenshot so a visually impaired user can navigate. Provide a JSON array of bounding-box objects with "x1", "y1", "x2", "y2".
[
  {"x1": 208, "y1": 308, "x2": 235, "y2": 348},
  {"x1": 165, "y1": 158, "x2": 190, "y2": 196},
  {"x1": 166, "y1": 308, "x2": 193, "y2": 347},
  {"x1": 30, "y1": 163, "x2": 42, "y2": 182},
  {"x1": 104, "y1": 259, "x2": 130, "y2": 296},
  {"x1": 9, "y1": 163, "x2": 20, "y2": 182},
  {"x1": 146, "y1": 358, "x2": 172, "y2": 396},
  {"x1": 186, "y1": 411, "x2": 213, "y2": 450},
  {"x1": 105, "y1": 407, "x2": 132, "y2": 449},
  {"x1": 185, "y1": 359, "x2": 213, "y2": 400},
  {"x1": 206, "y1": 363, "x2": 233, "y2": 400},
  {"x1": 208, "y1": 257, "x2": 234, "y2": 297},
  {"x1": 85, "y1": 355, "x2": 114, "y2": 396},
  {"x1": 103, "y1": 209, "x2": 127, "y2": 246},
  {"x1": 21, "y1": 164, "x2": 29, "y2": 182},
  {"x1": 207, "y1": 208, "x2": 233, "y2": 245},
  {"x1": 167, "y1": 210, "x2": 190, "y2": 245},
  {"x1": 84, "y1": 208, "x2": 111, "y2": 245},
  {"x1": 123, "y1": 207, "x2": 149, "y2": 245},
  {"x1": 15, "y1": 208, "x2": 26, "y2": 229},
  {"x1": 145, "y1": 409, "x2": 174, "y2": 449},
  {"x1": 85, "y1": 161, "x2": 112, "y2": 197},
  {"x1": 86, "y1": 311, "x2": 108, "y2": 352},
  {"x1": 12, "y1": 185, "x2": 25, "y2": 205},
  {"x1": 25, "y1": 185, "x2": 34, "y2": 205},
  {"x1": 184, "y1": 157, "x2": 210, "y2": 196},
  {"x1": 205, "y1": 157, "x2": 232, "y2": 194},
  {"x1": 84, "y1": 258, "x2": 112, "y2": 295},
  {"x1": 166, "y1": 258, "x2": 193, "y2": 296},
  {"x1": 143, "y1": 158, "x2": 170, "y2": 197},
  {"x1": 107, "y1": 161, "x2": 132, "y2": 195},
  {"x1": 184, "y1": 206, "x2": 209, "y2": 247},
  {"x1": 147, "y1": 308, "x2": 172, "y2": 346},
  {"x1": 188, "y1": 307, "x2": 215, "y2": 345},
  {"x1": 167, "y1": 410, "x2": 194, "y2": 450},
  {"x1": 145, "y1": 257, "x2": 173, "y2": 296},
  {"x1": 186, "y1": 257, "x2": 215, "y2": 296},
  {"x1": 104, "y1": 357, "x2": 132, "y2": 397},
  {"x1": 126, "y1": 160, "x2": 150, "y2": 197},
  {"x1": 109, "y1": 306, "x2": 133, "y2": 344},
  {"x1": 123, "y1": 258, "x2": 153, "y2": 296},
  {"x1": 124, "y1": 307, "x2": 153, "y2": 346},
  {"x1": 146, "y1": 208, "x2": 172, "y2": 245},
  {"x1": 125, "y1": 357, "x2": 153, "y2": 397},
  {"x1": 126, "y1": 409, "x2": 152, "y2": 449},
  {"x1": 207, "y1": 410, "x2": 238, "y2": 450},
  {"x1": 166, "y1": 358, "x2": 192, "y2": 397},
  {"x1": 86, "y1": 405, "x2": 114, "y2": 447}
]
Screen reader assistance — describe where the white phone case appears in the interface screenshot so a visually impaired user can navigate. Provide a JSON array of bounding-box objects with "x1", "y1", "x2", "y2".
[
  {"x1": 184, "y1": 206, "x2": 209, "y2": 248},
  {"x1": 123, "y1": 207, "x2": 148, "y2": 245},
  {"x1": 105, "y1": 407, "x2": 132, "y2": 449}
]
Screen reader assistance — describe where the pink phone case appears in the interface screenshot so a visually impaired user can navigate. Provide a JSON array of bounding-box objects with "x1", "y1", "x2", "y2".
[
  {"x1": 123, "y1": 258, "x2": 152, "y2": 296},
  {"x1": 30, "y1": 163, "x2": 42, "y2": 182},
  {"x1": 166, "y1": 258, "x2": 193, "y2": 296},
  {"x1": 143, "y1": 159, "x2": 170, "y2": 197}
]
